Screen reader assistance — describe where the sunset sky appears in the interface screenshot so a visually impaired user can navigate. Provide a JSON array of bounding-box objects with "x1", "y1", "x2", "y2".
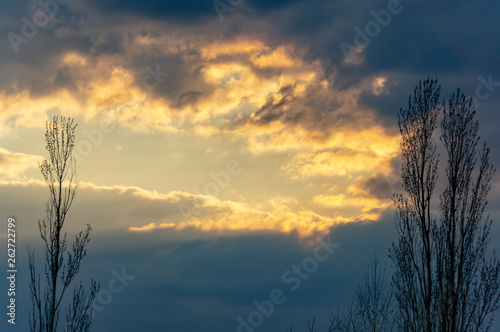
[{"x1": 1, "y1": 0, "x2": 500, "y2": 331}]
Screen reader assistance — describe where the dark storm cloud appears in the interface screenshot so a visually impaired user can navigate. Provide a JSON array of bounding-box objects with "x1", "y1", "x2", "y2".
[
  {"x1": 345, "y1": 0, "x2": 500, "y2": 126},
  {"x1": 359, "y1": 171, "x2": 401, "y2": 200},
  {"x1": 1, "y1": 199, "x2": 399, "y2": 331},
  {"x1": 70, "y1": 217, "x2": 398, "y2": 331},
  {"x1": 89, "y1": 30, "x2": 128, "y2": 55},
  {"x1": 84, "y1": 0, "x2": 214, "y2": 23},
  {"x1": 248, "y1": 0, "x2": 500, "y2": 123},
  {"x1": 0, "y1": 1, "x2": 93, "y2": 95},
  {"x1": 83, "y1": 0, "x2": 306, "y2": 23},
  {"x1": 4, "y1": 194, "x2": 498, "y2": 331},
  {"x1": 2, "y1": 0, "x2": 500, "y2": 104},
  {"x1": 1, "y1": 0, "x2": 498, "y2": 171}
]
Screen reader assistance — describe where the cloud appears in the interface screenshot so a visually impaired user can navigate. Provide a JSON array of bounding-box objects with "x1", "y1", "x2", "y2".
[
  {"x1": 80, "y1": 180, "x2": 392, "y2": 238},
  {"x1": 0, "y1": 33, "x2": 327, "y2": 138},
  {"x1": 83, "y1": 0, "x2": 306, "y2": 23},
  {"x1": 0, "y1": 177, "x2": 392, "y2": 239},
  {"x1": 0, "y1": 148, "x2": 43, "y2": 179},
  {"x1": 77, "y1": 215, "x2": 399, "y2": 332},
  {"x1": 282, "y1": 144, "x2": 396, "y2": 179}
]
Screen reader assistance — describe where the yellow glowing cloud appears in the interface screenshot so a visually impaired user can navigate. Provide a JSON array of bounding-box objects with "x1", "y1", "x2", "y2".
[
  {"x1": 0, "y1": 54, "x2": 173, "y2": 133},
  {"x1": 282, "y1": 139, "x2": 397, "y2": 179},
  {"x1": 229, "y1": 73, "x2": 400, "y2": 158},
  {"x1": 0, "y1": 178, "x2": 45, "y2": 187},
  {"x1": 195, "y1": 59, "x2": 320, "y2": 123},
  {"x1": 1, "y1": 36, "x2": 327, "y2": 138},
  {"x1": 372, "y1": 76, "x2": 389, "y2": 96},
  {"x1": 312, "y1": 193, "x2": 391, "y2": 213},
  {"x1": 235, "y1": 122, "x2": 399, "y2": 171},
  {"x1": 0, "y1": 148, "x2": 44, "y2": 179},
  {"x1": 1, "y1": 35, "x2": 402, "y2": 239},
  {"x1": 284, "y1": 149, "x2": 383, "y2": 177},
  {"x1": 200, "y1": 39, "x2": 267, "y2": 60},
  {"x1": 0, "y1": 90, "x2": 76, "y2": 133},
  {"x1": 124, "y1": 185, "x2": 387, "y2": 238},
  {"x1": 129, "y1": 222, "x2": 177, "y2": 231},
  {"x1": 250, "y1": 46, "x2": 297, "y2": 69},
  {"x1": 53, "y1": 180, "x2": 358, "y2": 237},
  {"x1": 128, "y1": 194, "x2": 346, "y2": 238},
  {"x1": 2, "y1": 173, "x2": 391, "y2": 239},
  {"x1": 77, "y1": 181, "x2": 360, "y2": 237}
]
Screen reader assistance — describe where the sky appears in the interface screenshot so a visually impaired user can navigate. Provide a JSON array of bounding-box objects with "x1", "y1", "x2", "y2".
[{"x1": 1, "y1": 0, "x2": 500, "y2": 331}]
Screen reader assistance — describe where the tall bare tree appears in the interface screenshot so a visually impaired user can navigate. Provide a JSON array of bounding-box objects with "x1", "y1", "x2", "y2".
[
  {"x1": 434, "y1": 89, "x2": 500, "y2": 331},
  {"x1": 390, "y1": 77, "x2": 441, "y2": 332},
  {"x1": 290, "y1": 78, "x2": 500, "y2": 332},
  {"x1": 28, "y1": 116, "x2": 99, "y2": 332},
  {"x1": 390, "y1": 78, "x2": 500, "y2": 331}
]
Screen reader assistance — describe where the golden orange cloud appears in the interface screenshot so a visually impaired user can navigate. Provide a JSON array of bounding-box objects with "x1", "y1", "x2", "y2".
[
  {"x1": 1, "y1": 35, "x2": 402, "y2": 240},
  {"x1": 1, "y1": 36, "x2": 326, "y2": 138}
]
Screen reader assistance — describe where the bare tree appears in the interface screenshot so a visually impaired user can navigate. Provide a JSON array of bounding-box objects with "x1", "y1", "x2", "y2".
[
  {"x1": 287, "y1": 316, "x2": 341, "y2": 332},
  {"x1": 293, "y1": 257, "x2": 394, "y2": 332},
  {"x1": 434, "y1": 89, "x2": 500, "y2": 331},
  {"x1": 333, "y1": 257, "x2": 395, "y2": 332},
  {"x1": 28, "y1": 116, "x2": 99, "y2": 332},
  {"x1": 349, "y1": 256, "x2": 395, "y2": 332},
  {"x1": 390, "y1": 79, "x2": 500, "y2": 331},
  {"x1": 290, "y1": 78, "x2": 499, "y2": 332},
  {"x1": 390, "y1": 77, "x2": 441, "y2": 332}
]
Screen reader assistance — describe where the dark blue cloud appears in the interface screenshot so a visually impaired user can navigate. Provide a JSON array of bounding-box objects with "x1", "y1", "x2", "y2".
[
  {"x1": 85, "y1": 0, "x2": 214, "y2": 23},
  {"x1": 65, "y1": 218, "x2": 400, "y2": 331},
  {"x1": 83, "y1": 0, "x2": 306, "y2": 23},
  {"x1": 0, "y1": 219, "x2": 400, "y2": 331}
]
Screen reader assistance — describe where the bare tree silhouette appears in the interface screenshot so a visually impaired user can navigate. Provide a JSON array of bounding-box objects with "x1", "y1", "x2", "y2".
[
  {"x1": 291, "y1": 78, "x2": 500, "y2": 332},
  {"x1": 291, "y1": 257, "x2": 394, "y2": 332},
  {"x1": 390, "y1": 78, "x2": 500, "y2": 331},
  {"x1": 28, "y1": 116, "x2": 99, "y2": 332},
  {"x1": 390, "y1": 77, "x2": 441, "y2": 331},
  {"x1": 434, "y1": 89, "x2": 500, "y2": 331},
  {"x1": 348, "y1": 256, "x2": 395, "y2": 332}
]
